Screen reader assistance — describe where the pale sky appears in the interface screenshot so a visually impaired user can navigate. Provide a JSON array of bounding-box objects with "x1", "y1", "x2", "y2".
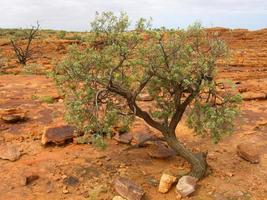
[{"x1": 0, "y1": 0, "x2": 267, "y2": 31}]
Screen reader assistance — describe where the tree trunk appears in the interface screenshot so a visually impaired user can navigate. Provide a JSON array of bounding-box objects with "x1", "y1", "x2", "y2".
[{"x1": 164, "y1": 133, "x2": 208, "y2": 180}]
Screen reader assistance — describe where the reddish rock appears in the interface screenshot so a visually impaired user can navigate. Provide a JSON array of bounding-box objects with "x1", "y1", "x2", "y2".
[
  {"x1": 0, "y1": 108, "x2": 27, "y2": 123},
  {"x1": 21, "y1": 173, "x2": 39, "y2": 186},
  {"x1": 114, "y1": 132, "x2": 133, "y2": 144},
  {"x1": 114, "y1": 177, "x2": 145, "y2": 200},
  {"x1": 236, "y1": 143, "x2": 260, "y2": 164},
  {"x1": 41, "y1": 125, "x2": 75, "y2": 145},
  {"x1": 148, "y1": 142, "x2": 176, "y2": 159},
  {"x1": 176, "y1": 176, "x2": 198, "y2": 197},
  {"x1": 0, "y1": 144, "x2": 21, "y2": 161}
]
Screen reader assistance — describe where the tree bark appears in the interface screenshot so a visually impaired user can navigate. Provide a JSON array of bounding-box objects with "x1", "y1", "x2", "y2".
[{"x1": 163, "y1": 133, "x2": 208, "y2": 180}]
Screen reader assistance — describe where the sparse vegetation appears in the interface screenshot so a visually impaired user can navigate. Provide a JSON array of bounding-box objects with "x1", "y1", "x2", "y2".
[
  {"x1": 10, "y1": 22, "x2": 40, "y2": 65},
  {"x1": 54, "y1": 12, "x2": 241, "y2": 179}
]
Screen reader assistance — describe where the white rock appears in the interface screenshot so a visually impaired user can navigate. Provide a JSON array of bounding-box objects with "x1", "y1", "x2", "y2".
[
  {"x1": 158, "y1": 173, "x2": 177, "y2": 193},
  {"x1": 176, "y1": 175, "x2": 198, "y2": 197}
]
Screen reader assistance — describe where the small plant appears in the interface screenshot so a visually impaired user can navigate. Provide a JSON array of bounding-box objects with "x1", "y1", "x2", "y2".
[
  {"x1": 57, "y1": 30, "x2": 66, "y2": 39},
  {"x1": 10, "y1": 22, "x2": 40, "y2": 65},
  {"x1": 92, "y1": 134, "x2": 107, "y2": 150},
  {"x1": 41, "y1": 96, "x2": 55, "y2": 104},
  {"x1": 22, "y1": 63, "x2": 42, "y2": 74}
]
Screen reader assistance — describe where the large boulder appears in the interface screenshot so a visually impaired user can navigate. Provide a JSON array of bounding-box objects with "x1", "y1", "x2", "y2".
[
  {"x1": 114, "y1": 177, "x2": 145, "y2": 200},
  {"x1": 41, "y1": 125, "x2": 75, "y2": 145},
  {"x1": 176, "y1": 175, "x2": 198, "y2": 197}
]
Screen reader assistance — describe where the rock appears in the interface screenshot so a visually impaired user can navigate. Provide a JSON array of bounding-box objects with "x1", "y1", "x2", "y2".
[
  {"x1": 158, "y1": 173, "x2": 177, "y2": 193},
  {"x1": 148, "y1": 142, "x2": 176, "y2": 159},
  {"x1": 113, "y1": 196, "x2": 126, "y2": 200},
  {"x1": 114, "y1": 177, "x2": 145, "y2": 200},
  {"x1": 0, "y1": 144, "x2": 21, "y2": 161},
  {"x1": 21, "y1": 173, "x2": 39, "y2": 186},
  {"x1": 176, "y1": 176, "x2": 198, "y2": 197},
  {"x1": 137, "y1": 93, "x2": 154, "y2": 101},
  {"x1": 114, "y1": 132, "x2": 133, "y2": 144},
  {"x1": 0, "y1": 108, "x2": 27, "y2": 123},
  {"x1": 62, "y1": 186, "x2": 69, "y2": 194},
  {"x1": 41, "y1": 125, "x2": 75, "y2": 145},
  {"x1": 236, "y1": 143, "x2": 260, "y2": 164},
  {"x1": 131, "y1": 125, "x2": 157, "y2": 146},
  {"x1": 63, "y1": 176, "x2": 79, "y2": 186}
]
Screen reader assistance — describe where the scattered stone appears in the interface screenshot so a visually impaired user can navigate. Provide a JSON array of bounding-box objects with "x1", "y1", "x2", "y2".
[
  {"x1": 0, "y1": 144, "x2": 21, "y2": 161},
  {"x1": 158, "y1": 173, "x2": 177, "y2": 193},
  {"x1": 114, "y1": 177, "x2": 145, "y2": 200},
  {"x1": 137, "y1": 93, "x2": 154, "y2": 101},
  {"x1": 113, "y1": 196, "x2": 126, "y2": 200},
  {"x1": 62, "y1": 186, "x2": 69, "y2": 194},
  {"x1": 176, "y1": 175, "x2": 198, "y2": 197},
  {"x1": 114, "y1": 132, "x2": 133, "y2": 144},
  {"x1": 21, "y1": 173, "x2": 39, "y2": 186},
  {"x1": 148, "y1": 142, "x2": 176, "y2": 159},
  {"x1": 236, "y1": 143, "x2": 260, "y2": 164},
  {"x1": 41, "y1": 125, "x2": 75, "y2": 145},
  {"x1": 0, "y1": 108, "x2": 27, "y2": 123},
  {"x1": 63, "y1": 176, "x2": 79, "y2": 186},
  {"x1": 132, "y1": 126, "x2": 157, "y2": 146}
]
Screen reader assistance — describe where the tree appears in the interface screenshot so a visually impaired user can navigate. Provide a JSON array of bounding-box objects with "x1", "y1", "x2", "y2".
[
  {"x1": 11, "y1": 22, "x2": 40, "y2": 65},
  {"x1": 54, "y1": 12, "x2": 241, "y2": 179}
]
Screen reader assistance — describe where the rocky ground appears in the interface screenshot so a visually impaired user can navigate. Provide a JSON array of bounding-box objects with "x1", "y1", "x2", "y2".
[{"x1": 0, "y1": 28, "x2": 267, "y2": 200}]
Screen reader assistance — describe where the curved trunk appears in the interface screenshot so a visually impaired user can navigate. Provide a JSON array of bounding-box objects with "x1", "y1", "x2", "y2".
[{"x1": 164, "y1": 133, "x2": 208, "y2": 180}]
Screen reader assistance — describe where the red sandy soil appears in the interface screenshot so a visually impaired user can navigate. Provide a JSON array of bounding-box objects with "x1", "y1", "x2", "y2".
[{"x1": 0, "y1": 28, "x2": 267, "y2": 200}]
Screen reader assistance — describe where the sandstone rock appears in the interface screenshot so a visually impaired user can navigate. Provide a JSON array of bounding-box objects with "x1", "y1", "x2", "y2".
[
  {"x1": 114, "y1": 177, "x2": 145, "y2": 200},
  {"x1": 21, "y1": 173, "x2": 39, "y2": 186},
  {"x1": 41, "y1": 125, "x2": 75, "y2": 145},
  {"x1": 148, "y1": 142, "x2": 176, "y2": 159},
  {"x1": 0, "y1": 144, "x2": 21, "y2": 161},
  {"x1": 158, "y1": 173, "x2": 177, "y2": 193},
  {"x1": 236, "y1": 143, "x2": 260, "y2": 164},
  {"x1": 0, "y1": 108, "x2": 27, "y2": 123},
  {"x1": 137, "y1": 93, "x2": 154, "y2": 101},
  {"x1": 176, "y1": 176, "x2": 198, "y2": 197},
  {"x1": 113, "y1": 196, "x2": 126, "y2": 200},
  {"x1": 114, "y1": 132, "x2": 133, "y2": 144},
  {"x1": 131, "y1": 125, "x2": 157, "y2": 147}
]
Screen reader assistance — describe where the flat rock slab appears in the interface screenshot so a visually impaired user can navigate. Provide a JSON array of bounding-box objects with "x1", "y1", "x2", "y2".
[
  {"x1": 41, "y1": 125, "x2": 75, "y2": 145},
  {"x1": 148, "y1": 142, "x2": 176, "y2": 159},
  {"x1": 236, "y1": 143, "x2": 260, "y2": 164},
  {"x1": 0, "y1": 144, "x2": 21, "y2": 161},
  {"x1": 0, "y1": 108, "x2": 27, "y2": 123},
  {"x1": 114, "y1": 132, "x2": 133, "y2": 144},
  {"x1": 114, "y1": 177, "x2": 145, "y2": 200},
  {"x1": 176, "y1": 175, "x2": 198, "y2": 197}
]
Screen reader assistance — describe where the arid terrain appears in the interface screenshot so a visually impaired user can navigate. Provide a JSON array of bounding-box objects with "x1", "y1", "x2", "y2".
[{"x1": 1, "y1": 28, "x2": 267, "y2": 200}]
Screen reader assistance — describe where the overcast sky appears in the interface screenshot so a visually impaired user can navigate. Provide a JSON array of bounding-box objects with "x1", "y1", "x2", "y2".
[{"x1": 1, "y1": 0, "x2": 267, "y2": 31}]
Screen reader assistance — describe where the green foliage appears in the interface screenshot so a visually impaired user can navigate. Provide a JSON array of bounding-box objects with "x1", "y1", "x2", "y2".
[
  {"x1": 92, "y1": 134, "x2": 107, "y2": 150},
  {"x1": 57, "y1": 30, "x2": 66, "y2": 39},
  {"x1": 53, "y1": 11, "x2": 241, "y2": 144},
  {"x1": 41, "y1": 95, "x2": 55, "y2": 104}
]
